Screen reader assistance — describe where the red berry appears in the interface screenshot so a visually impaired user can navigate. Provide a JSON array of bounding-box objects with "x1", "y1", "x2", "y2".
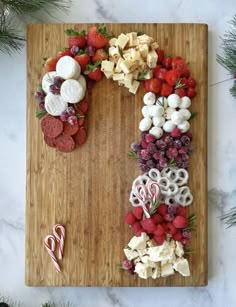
[
  {"x1": 182, "y1": 231, "x2": 191, "y2": 239},
  {"x1": 74, "y1": 53, "x2": 90, "y2": 73},
  {"x1": 92, "y1": 48, "x2": 108, "y2": 62},
  {"x1": 171, "y1": 127, "x2": 182, "y2": 138},
  {"x1": 88, "y1": 67, "x2": 103, "y2": 81},
  {"x1": 166, "y1": 222, "x2": 177, "y2": 235},
  {"x1": 173, "y1": 216, "x2": 189, "y2": 229},
  {"x1": 153, "y1": 234, "x2": 166, "y2": 245},
  {"x1": 172, "y1": 59, "x2": 187, "y2": 75},
  {"x1": 154, "y1": 224, "x2": 165, "y2": 236},
  {"x1": 65, "y1": 29, "x2": 87, "y2": 48},
  {"x1": 176, "y1": 206, "x2": 187, "y2": 217},
  {"x1": 160, "y1": 82, "x2": 173, "y2": 96},
  {"x1": 186, "y1": 87, "x2": 197, "y2": 98},
  {"x1": 156, "y1": 49, "x2": 165, "y2": 64},
  {"x1": 131, "y1": 221, "x2": 142, "y2": 232},
  {"x1": 135, "y1": 229, "x2": 144, "y2": 237},
  {"x1": 181, "y1": 68, "x2": 190, "y2": 78},
  {"x1": 125, "y1": 212, "x2": 136, "y2": 225},
  {"x1": 162, "y1": 57, "x2": 172, "y2": 69},
  {"x1": 152, "y1": 213, "x2": 163, "y2": 224},
  {"x1": 57, "y1": 49, "x2": 72, "y2": 59},
  {"x1": 87, "y1": 26, "x2": 108, "y2": 48},
  {"x1": 155, "y1": 68, "x2": 167, "y2": 80},
  {"x1": 144, "y1": 78, "x2": 162, "y2": 94},
  {"x1": 132, "y1": 207, "x2": 143, "y2": 220},
  {"x1": 145, "y1": 133, "x2": 156, "y2": 143},
  {"x1": 180, "y1": 77, "x2": 189, "y2": 87},
  {"x1": 157, "y1": 204, "x2": 168, "y2": 216},
  {"x1": 122, "y1": 259, "x2": 133, "y2": 270},
  {"x1": 166, "y1": 147, "x2": 178, "y2": 159},
  {"x1": 140, "y1": 139, "x2": 148, "y2": 149},
  {"x1": 165, "y1": 69, "x2": 181, "y2": 86},
  {"x1": 164, "y1": 213, "x2": 174, "y2": 222},
  {"x1": 188, "y1": 77, "x2": 197, "y2": 88},
  {"x1": 44, "y1": 57, "x2": 57, "y2": 72},
  {"x1": 178, "y1": 146, "x2": 188, "y2": 154},
  {"x1": 181, "y1": 238, "x2": 189, "y2": 245},
  {"x1": 184, "y1": 131, "x2": 193, "y2": 141},
  {"x1": 141, "y1": 218, "x2": 156, "y2": 234},
  {"x1": 173, "y1": 231, "x2": 182, "y2": 241},
  {"x1": 174, "y1": 88, "x2": 186, "y2": 98}
]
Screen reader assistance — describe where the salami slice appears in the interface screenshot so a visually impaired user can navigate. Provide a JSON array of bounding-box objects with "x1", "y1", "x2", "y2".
[
  {"x1": 55, "y1": 134, "x2": 75, "y2": 152},
  {"x1": 63, "y1": 122, "x2": 79, "y2": 136},
  {"x1": 41, "y1": 115, "x2": 63, "y2": 138},
  {"x1": 83, "y1": 118, "x2": 88, "y2": 132},
  {"x1": 73, "y1": 127, "x2": 87, "y2": 145},
  {"x1": 78, "y1": 117, "x2": 85, "y2": 127},
  {"x1": 44, "y1": 134, "x2": 57, "y2": 148}
]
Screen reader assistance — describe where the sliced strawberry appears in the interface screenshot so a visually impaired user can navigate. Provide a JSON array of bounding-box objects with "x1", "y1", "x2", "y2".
[
  {"x1": 74, "y1": 52, "x2": 90, "y2": 73},
  {"x1": 160, "y1": 82, "x2": 173, "y2": 96},
  {"x1": 87, "y1": 26, "x2": 109, "y2": 48},
  {"x1": 165, "y1": 69, "x2": 181, "y2": 86},
  {"x1": 144, "y1": 78, "x2": 162, "y2": 94},
  {"x1": 162, "y1": 57, "x2": 172, "y2": 69},
  {"x1": 156, "y1": 49, "x2": 165, "y2": 64},
  {"x1": 65, "y1": 29, "x2": 87, "y2": 48},
  {"x1": 92, "y1": 48, "x2": 108, "y2": 62},
  {"x1": 44, "y1": 57, "x2": 57, "y2": 72}
]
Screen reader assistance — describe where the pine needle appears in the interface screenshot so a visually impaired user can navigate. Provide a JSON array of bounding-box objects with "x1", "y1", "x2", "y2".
[
  {"x1": 128, "y1": 149, "x2": 138, "y2": 159},
  {"x1": 220, "y1": 207, "x2": 236, "y2": 228}
]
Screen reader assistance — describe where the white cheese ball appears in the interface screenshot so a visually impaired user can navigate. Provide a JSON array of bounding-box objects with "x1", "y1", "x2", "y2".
[
  {"x1": 143, "y1": 92, "x2": 156, "y2": 105},
  {"x1": 164, "y1": 107, "x2": 175, "y2": 120},
  {"x1": 60, "y1": 79, "x2": 84, "y2": 103},
  {"x1": 142, "y1": 106, "x2": 151, "y2": 117},
  {"x1": 45, "y1": 92, "x2": 68, "y2": 116},
  {"x1": 153, "y1": 116, "x2": 165, "y2": 127},
  {"x1": 149, "y1": 105, "x2": 164, "y2": 117},
  {"x1": 56, "y1": 56, "x2": 81, "y2": 80},
  {"x1": 167, "y1": 94, "x2": 181, "y2": 108},
  {"x1": 179, "y1": 96, "x2": 191, "y2": 109},
  {"x1": 149, "y1": 127, "x2": 163, "y2": 139},
  {"x1": 178, "y1": 120, "x2": 190, "y2": 133},
  {"x1": 179, "y1": 108, "x2": 191, "y2": 120},
  {"x1": 163, "y1": 120, "x2": 176, "y2": 133},
  {"x1": 78, "y1": 75, "x2": 86, "y2": 100},
  {"x1": 139, "y1": 117, "x2": 152, "y2": 131},
  {"x1": 156, "y1": 96, "x2": 168, "y2": 109},
  {"x1": 42, "y1": 71, "x2": 57, "y2": 94},
  {"x1": 171, "y1": 111, "x2": 184, "y2": 125}
]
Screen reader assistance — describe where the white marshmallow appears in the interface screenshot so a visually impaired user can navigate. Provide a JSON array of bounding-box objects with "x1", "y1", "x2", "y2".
[
  {"x1": 178, "y1": 120, "x2": 190, "y2": 133},
  {"x1": 171, "y1": 111, "x2": 184, "y2": 125},
  {"x1": 178, "y1": 108, "x2": 191, "y2": 120},
  {"x1": 42, "y1": 71, "x2": 57, "y2": 94},
  {"x1": 149, "y1": 127, "x2": 163, "y2": 139},
  {"x1": 142, "y1": 106, "x2": 151, "y2": 118},
  {"x1": 164, "y1": 107, "x2": 175, "y2": 120},
  {"x1": 139, "y1": 117, "x2": 152, "y2": 131},
  {"x1": 167, "y1": 94, "x2": 181, "y2": 108},
  {"x1": 45, "y1": 92, "x2": 68, "y2": 116},
  {"x1": 60, "y1": 79, "x2": 84, "y2": 103},
  {"x1": 179, "y1": 96, "x2": 191, "y2": 109},
  {"x1": 143, "y1": 92, "x2": 156, "y2": 105},
  {"x1": 153, "y1": 116, "x2": 165, "y2": 127},
  {"x1": 163, "y1": 120, "x2": 176, "y2": 133},
  {"x1": 149, "y1": 105, "x2": 164, "y2": 117},
  {"x1": 56, "y1": 56, "x2": 81, "y2": 80}
]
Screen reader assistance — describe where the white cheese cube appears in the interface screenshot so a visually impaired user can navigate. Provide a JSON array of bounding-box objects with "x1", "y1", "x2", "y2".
[
  {"x1": 120, "y1": 59, "x2": 131, "y2": 74},
  {"x1": 161, "y1": 263, "x2": 175, "y2": 277},
  {"x1": 147, "y1": 50, "x2": 158, "y2": 68},
  {"x1": 130, "y1": 48, "x2": 142, "y2": 61},
  {"x1": 124, "y1": 73, "x2": 134, "y2": 88},
  {"x1": 139, "y1": 44, "x2": 149, "y2": 58},
  {"x1": 103, "y1": 71, "x2": 113, "y2": 79},
  {"x1": 101, "y1": 60, "x2": 114, "y2": 73},
  {"x1": 132, "y1": 69, "x2": 139, "y2": 80},
  {"x1": 128, "y1": 232, "x2": 149, "y2": 250},
  {"x1": 115, "y1": 58, "x2": 124, "y2": 73},
  {"x1": 137, "y1": 34, "x2": 154, "y2": 46},
  {"x1": 109, "y1": 47, "x2": 120, "y2": 61},
  {"x1": 137, "y1": 248, "x2": 148, "y2": 257},
  {"x1": 109, "y1": 37, "x2": 117, "y2": 46},
  {"x1": 152, "y1": 263, "x2": 161, "y2": 279},
  {"x1": 175, "y1": 241, "x2": 184, "y2": 257},
  {"x1": 134, "y1": 262, "x2": 153, "y2": 279},
  {"x1": 123, "y1": 248, "x2": 139, "y2": 260},
  {"x1": 129, "y1": 80, "x2": 140, "y2": 95},
  {"x1": 118, "y1": 80, "x2": 125, "y2": 86},
  {"x1": 116, "y1": 33, "x2": 129, "y2": 49},
  {"x1": 113, "y1": 73, "x2": 125, "y2": 81},
  {"x1": 173, "y1": 258, "x2": 190, "y2": 276},
  {"x1": 127, "y1": 32, "x2": 138, "y2": 47},
  {"x1": 141, "y1": 256, "x2": 156, "y2": 268},
  {"x1": 151, "y1": 42, "x2": 159, "y2": 50}
]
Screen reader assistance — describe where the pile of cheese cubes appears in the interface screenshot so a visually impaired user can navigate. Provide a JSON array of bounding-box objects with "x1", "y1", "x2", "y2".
[
  {"x1": 124, "y1": 232, "x2": 190, "y2": 279},
  {"x1": 101, "y1": 32, "x2": 159, "y2": 94}
]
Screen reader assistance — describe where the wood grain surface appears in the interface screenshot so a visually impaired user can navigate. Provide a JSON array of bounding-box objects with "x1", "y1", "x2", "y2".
[{"x1": 26, "y1": 23, "x2": 208, "y2": 286}]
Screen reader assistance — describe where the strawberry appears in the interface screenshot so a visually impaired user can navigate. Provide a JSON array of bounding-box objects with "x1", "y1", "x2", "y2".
[
  {"x1": 132, "y1": 207, "x2": 143, "y2": 220},
  {"x1": 154, "y1": 67, "x2": 167, "y2": 80},
  {"x1": 157, "y1": 203, "x2": 168, "y2": 216},
  {"x1": 171, "y1": 127, "x2": 181, "y2": 138},
  {"x1": 162, "y1": 57, "x2": 172, "y2": 69},
  {"x1": 131, "y1": 221, "x2": 142, "y2": 232},
  {"x1": 65, "y1": 29, "x2": 87, "y2": 48},
  {"x1": 180, "y1": 77, "x2": 189, "y2": 87},
  {"x1": 188, "y1": 77, "x2": 197, "y2": 88},
  {"x1": 160, "y1": 82, "x2": 173, "y2": 96},
  {"x1": 165, "y1": 69, "x2": 181, "y2": 86},
  {"x1": 173, "y1": 216, "x2": 189, "y2": 229},
  {"x1": 141, "y1": 218, "x2": 156, "y2": 234},
  {"x1": 125, "y1": 212, "x2": 136, "y2": 225},
  {"x1": 84, "y1": 61, "x2": 103, "y2": 81},
  {"x1": 176, "y1": 206, "x2": 186, "y2": 217},
  {"x1": 144, "y1": 78, "x2": 162, "y2": 94},
  {"x1": 172, "y1": 59, "x2": 187, "y2": 75},
  {"x1": 153, "y1": 234, "x2": 166, "y2": 245},
  {"x1": 156, "y1": 49, "x2": 165, "y2": 64},
  {"x1": 172, "y1": 231, "x2": 182, "y2": 241},
  {"x1": 186, "y1": 87, "x2": 197, "y2": 98},
  {"x1": 153, "y1": 65, "x2": 162, "y2": 78},
  {"x1": 166, "y1": 222, "x2": 177, "y2": 235},
  {"x1": 174, "y1": 88, "x2": 186, "y2": 98},
  {"x1": 57, "y1": 49, "x2": 72, "y2": 60},
  {"x1": 44, "y1": 57, "x2": 57, "y2": 72},
  {"x1": 154, "y1": 224, "x2": 165, "y2": 236},
  {"x1": 87, "y1": 26, "x2": 109, "y2": 48},
  {"x1": 181, "y1": 68, "x2": 190, "y2": 78},
  {"x1": 92, "y1": 48, "x2": 108, "y2": 62},
  {"x1": 74, "y1": 52, "x2": 90, "y2": 73},
  {"x1": 151, "y1": 213, "x2": 163, "y2": 225}
]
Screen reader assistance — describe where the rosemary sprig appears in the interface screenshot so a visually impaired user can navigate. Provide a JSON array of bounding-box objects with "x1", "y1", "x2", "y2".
[
  {"x1": 189, "y1": 111, "x2": 198, "y2": 120},
  {"x1": 149, "y1": 199, "x2": 160, "y2": 216},
  {"x1": 118, "y1": 46, "x2": 125, "y2": 60},
  {"x1": 75, "y1": 114, "x2": 85, "y2": 118},
  {"x1": 220, "y1": 207, "x2": 236, "y2": 228},
  {"x1": 137, "y1": 69, "x2": 151, "y2": 80},
  {"x1": 128, "y1": 149, "x2": 138, "y2": 159},
  {"x1": 175, "y1": 78, "x2": 187, "y2": 89},
  {"x1": 167, "y1": 159, "x2": 177, "y2": 168},
  {"x1": 156, "y1": 96, "x2": 165, "y2": 107},
  {"x1": 184, "y1": 248, "x2": 196, "y2": 255},
  {"x1": 36, "y1": 109, "x2": 47, "y2": 119}
]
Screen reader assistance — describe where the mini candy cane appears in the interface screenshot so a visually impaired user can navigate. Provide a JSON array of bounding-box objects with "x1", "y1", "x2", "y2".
[
  {"x1": 53, "y1": 224, "x2": 65, "y2": 260},
  {"x1": 44, "y1": 235, "x2": 61, "y2": 273}
]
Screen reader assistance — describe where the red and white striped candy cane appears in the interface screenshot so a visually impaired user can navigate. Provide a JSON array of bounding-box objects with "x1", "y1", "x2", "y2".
[
  {"x1": 44, "y1": 235, "x2": 61, "y2": 273},
  {"x1": 53, "y1": 224, "x2": 65, "y2": 260}
]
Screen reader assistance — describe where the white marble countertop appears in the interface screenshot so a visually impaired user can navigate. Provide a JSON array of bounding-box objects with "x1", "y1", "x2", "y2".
[{"x1": 0, "y1": 0, "x2": 236, "y2": 306}]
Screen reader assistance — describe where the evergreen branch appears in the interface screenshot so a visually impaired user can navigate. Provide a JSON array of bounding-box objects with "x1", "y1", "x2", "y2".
[{"x1": 220, "y1": 206, "x2": 236, "y2": 228}]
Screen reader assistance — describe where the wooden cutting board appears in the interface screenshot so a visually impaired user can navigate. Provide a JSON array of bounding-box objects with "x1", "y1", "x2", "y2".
[{"x1": 26, "y1": 23, "x2": 208, "y2": 286}]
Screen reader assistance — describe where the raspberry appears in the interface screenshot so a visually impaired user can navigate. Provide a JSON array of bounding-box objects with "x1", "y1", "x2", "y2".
[
  {"x1": 145, "y1": 134, "x2": 156, "y2": 143},
  {"x1": 141, "y1": 218, "x2": 156, "y2": 234},
  {"x1": 187, "y1": 87, "x2": 197, "y2": 98},
  {"x1": 153, "y1": 234, "x2": 166, "y2": 245},
  {"x1": 176, "y1": 206, "x2": 186, "y2": 217},
  {"x1": 174, "y1": 88, "x2": 186, "y2": 98},
  {"x1": 179, "y1": 146, "x2": 188, "y2": 154},
  {"x1": 184, "y1": 131, "x2": 193, "y2": 141},
  {"x1": 122, "y1": 259, "x2": 133, "y2": 270},
  {"x1": 152, "y1": 213, "x2": 163, "y2": 224},
  {"x1": 182, "y1": 161, "x2": 189, "y2": 169},
  {"x1": 164, "y1": 213, "x2": 174, "y2": 222},
  {"x1": 127, "y1": 267, "x2": 135, "y2": 274},
  {"x1": 132, "y1": 207, "x2": 143, "y2": 220},
  {"x1": 175, "y1": 156, "x2": 183, "y2": 168},
  {"x1": 140, "y1": 149, "x2": 151, "y2": 160},
  {"x1": 157, "y1": 204, "x2": 168, "y2": 216},
  {"x1": 173, "y1": 140, "x2": 182, "y2": 149},
  {"x1": 173, "y1": 216, "x2": 189, "y2": 229},
  {"x1": 166, "y1": 222, "x2": 177, "y2": 235},
  {"x1": 146, "y1": 159, "x2": 156, "y2": 168},
  {"x1": 135, "y1": 229, "x2": 144, "y2": 237},
  {"x1": 156, "y1": 139, "x2": 167, "y2": 150},
  {"x1": 131, "y1": 221, "x2": 142, "y2": 232},
  {"x1": 153, "y1": 151, "x2": 165, "y2": 160},
  {"x1": 182, "y1": 231, "x2": 191, "y2": 239},
  {"x1": 140, "y1": 140, "x2": 148, "y2": 149},
  {"x1": 181, "y1": 135, "x2": 191, "y2": 145},
  {"x1": 166, "y1": 147, "x2": 178, "y2": 159},
  {"x1": 131, "y1": 142, "x2": 141, "y2": 152},
  {"x1": 154, "y1": 224, "x2": 165, "y2": 236},
  {"x1": 188, "y1": 77, "x2": 197, "y2": 88},
  {"x1": 172, "y1": 232, "x2": 182, "y2": 241},
  {"x1": 141, "y1": 131, "x2": 148, "y2": 139},
  {"x1": 125, "y1": 212, "x2": 136, "y2": 225},
  {"x1": 147, "y1": 143, "x2": 157, "y2": 154}
]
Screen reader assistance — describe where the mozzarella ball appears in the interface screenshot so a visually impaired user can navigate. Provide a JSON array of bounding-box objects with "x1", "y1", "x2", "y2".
[
  {"x1": 153, "y1": 116, "x2": 165, "y2": 127},
  {"x1": 45, "y1": 92, "x2": 68, "y2": 116},
  {"x1": 179, "y1": 96, "x2": 191, "y2": 109},
  {"x1": 164, "y1": 107, "x2": 175, "y2": 120},
  {"x1": 143, "y1": 92, "x2": 156, "y2": 105},
  {"x1": 171, "y1": 111, "x2": 184, "y2": 125},
  {"x1": 149, "y1": 127, "x2": 163, "y2": 139},
  {"x1": 60, "y1": 79, "x2": 84, "y2": 103},
  {"x1": 178, "y1": 120, "x2": 190, "y2": 133},
  {"x1": 42, "y1": 71, "x2": 57, "y2": 94},
  {"x1": 139, "y1": 117, "x2": 152, "y2": 131},
  {"x1": 156, "y1": 96, "x2": 168, "y2": 109},
  {"x1": 167, "y1": 94, "x2": 181, "y2": 108},
  {"x1": 142, "y1": 106, "x2": 151, "y2": 117},
  {"x1": 149, "y1": 105, "x2": 164, "y2": 117},
  {"x1": 56, "y1": 56, "x2": 81, "y2": 80},
  {"x1": 163, "y1": 120, "x2": 176, "y2": 133},
  {"x1": 179, "y1": 108, "x2": 191, "y2": 120}
]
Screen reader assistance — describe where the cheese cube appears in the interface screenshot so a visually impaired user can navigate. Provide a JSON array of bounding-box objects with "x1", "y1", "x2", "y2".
[
  {"x1": 147, "y1": 239, "x2": 156, "y2": 247},
  {"x1": 134, "y1": 262, "x2": 152, "y2": 279},
  {"x1": 139, "y1": 44, "x2": 149, "y2": 59},
  {"x1": 120, "y1": 59, "x2": 131, "y2": 74},
  {"x1": 103, "y1": 71, "x2": 113, "y2": 79},
  {"x1": 101, "y1": 60, "x2": 114, "y2": 73},
  {"x1": 141, "y1": 256, "x2": 156, "y2": 268},
  {"x1": 144, "y1": 69, "x2": 153, "y2": 80},
  {"x1": 127, "y1": 32, "x2": 138, "y2": 47},
  {"x1": 161, "y1": 263, "x2": 174, "y2": 277},
  {"x1": 151, "y1": 42, "x2": 159, "y2": 50},
  {"x1": 175, "y1": 241, "x2": 184, "y2": 257},
  {"x1": 147, "y1": 50, "x2": 158, "y2": 68},
  {"x1": 124, "y1": 73, "x2": 133, "y2": 88},
  {"x1": 116, "y1": 33, "x2": 129, "y2": 49},
  {"x1": 129, "y1": 80, "x2": 140, "y2": 95},
  {"x1": 113, "y1": 73, "x2": 125, "y2": 81},
  {"x1": 173, "y1": 258, "x2": 190, "y2": 276},
  {"x1": 128, "y1": 232, "x2": 149, "y2": 250},
  {"x1": 109, "y1": 47, "x2": 120, "y2": 61},
  {"x1": 132, "y1": 69, "x2": 139, "y2": 80},
  {"x1": 115, "y1": 58, "x2": 124, "y2": 73},
  {"x1": 133, "y1": 256, "x2": 141, "y2": 264},
  {"x1": 137, "y1": 248, "x2": 148, "y2": 257},
  {"x1": 152, "y1": 263, "x2": 161, "y2": 279},
  {"x1": 137, "y1": 34, "x2": 154, "y2": 46},
  {"x1": 130, "y1": 48, "x2": 142, "y2": 61},
  {"x1": 109, "y1": 37, "x2": 117, "y2": 46},
  {"x1": 123, "y1": 248, "x2": 139, "y2": 260},
  {"x1": 129, "y1": 59, "x2": 139, "y2": 72}
]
